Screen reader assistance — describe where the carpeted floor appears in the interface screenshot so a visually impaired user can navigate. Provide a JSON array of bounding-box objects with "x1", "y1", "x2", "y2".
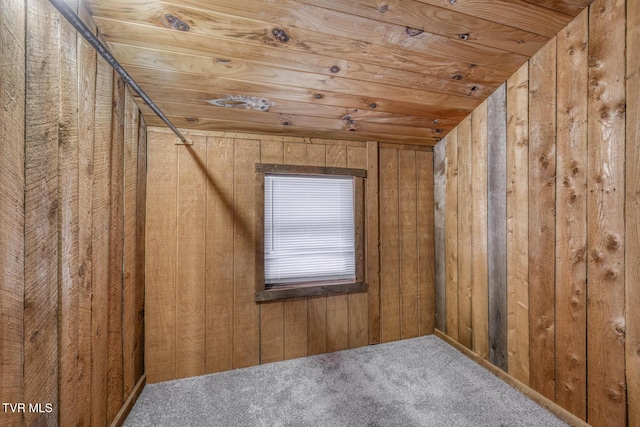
[{"x1": 124, "y1": 335, "x2": 568, "y2": 427}]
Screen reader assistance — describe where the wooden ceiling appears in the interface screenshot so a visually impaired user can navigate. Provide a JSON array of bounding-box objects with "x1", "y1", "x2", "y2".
[{"x1": 85, "y1": 0, "x2": 592, "y2": 146}]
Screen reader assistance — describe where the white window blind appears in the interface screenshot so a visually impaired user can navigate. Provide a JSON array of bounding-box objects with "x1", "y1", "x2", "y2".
[{"x1": 264, "y1": 174, "x2": 355, "y2": 286}]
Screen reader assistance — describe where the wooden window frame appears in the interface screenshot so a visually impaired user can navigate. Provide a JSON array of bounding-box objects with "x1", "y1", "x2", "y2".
[{"x1": 255, "y1": 163, "x2": 366, "y2": 302}]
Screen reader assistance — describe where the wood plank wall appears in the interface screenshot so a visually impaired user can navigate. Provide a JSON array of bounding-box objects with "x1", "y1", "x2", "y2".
[
  {"x1": 0, "y1": 1, "x2": 147, "y2": 425},
  {"x1": 434, "y1": 1, "x2": 637, "y2": 425},
  {"x1": 145, "y1": 129, "x2": 435, "y2": 382}
]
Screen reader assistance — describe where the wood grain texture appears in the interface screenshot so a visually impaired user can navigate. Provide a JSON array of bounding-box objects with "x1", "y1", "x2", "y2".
[
  {"x1": 555, "y1": 9, "x2": 588, "y2": 419},
  {"x1": 528, "y1": 38, "x2": 557, "y2": 401},
  {"x1": 58, "y1": 0, "x2": 80, "y2": 424},
  {"x1": 134, "y1": 113, "x2": 147, "y2": 384},
  {"x1": 434, "y1": 141, "x2": 446, "y2": 333},
  {"x1": 445, "y1": 129, "x2": 459, "y2": 342},
  {"x1": 487, "y1": 83, "x2": 508, "y2": 371},
  {"x1": 586, "y1": 0, "x2": 627, "y2": 424},
  {"x1": 145, "y1": 133, "x2": 178, "y2": 383},
  {"x1": 91, "y1": 56, "x2": 114, "y2": 426},
  {"x1": 205, "y1": 136, "x2": 235, "y2": 373},
  {"x1": 413, "y1": 0, "x2": 574, "y2": 37},
  {"x1": 0, "y1": 0, "x2": 25, "y2": 424},
  {"x1": 456, "y1": 117, "x2": 473, "y2": 348},
  {"x1": 176, "y1": 137, "x2": 207, "y2": 378},
  {"x1": 107, "y1": 74, "x2": 125, "y2": 423},
  {"x1": 379, "y1": 148, "x2": 401, "y2": 343},
  {"x1": 506, "y1": 63, "x2": 530, "y2": 386},
  {"x1": 233, "y1": 139, "x2": 261, "y2": 368},
  {"x1": 122, "y1": 89, "x2": 140, "y2": 400},
  {"x1": 23, "y1": 0, "x2": 60, "y2": 424},
  {"x1": 77, "y1": 20, "x2": 97, "y2": 422},
  {"x1": 258, "y1": 139, "x2": 285, "y2": 364},
  {"x1": 471, "y1": 101, "x2": 489, "y2": 359},
  {"x1": 399, "y1": 150, "x2": 419, "y2": 340},
  {"x1": 366, "y1": 141, "x2": 381, "y2": 345},
  {"x1": 346, "y1": 145, "x2": 369, "y2": 349},
  {"x1": 522, "y1": 0, "x2": 593, "y2": 16},
  {"x1": 626, "y1": 0, "x2": 640, "y2": 424},
  {"x1": 417, "y1": 151, "x2": 435, "y2": 336}
]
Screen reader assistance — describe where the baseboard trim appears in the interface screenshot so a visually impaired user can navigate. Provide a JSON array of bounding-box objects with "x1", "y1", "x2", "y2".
[
  {"x1": 434, "y1": 329, "x2": 590, "y2": 427},
  {"x1": 110, "y1": 374, "x2": 146, "y2": 427}
]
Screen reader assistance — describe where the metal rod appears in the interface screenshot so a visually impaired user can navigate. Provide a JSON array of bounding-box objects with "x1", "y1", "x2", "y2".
[{"x1": 49, "y1": 0, "x2": 188, "y2": 143}]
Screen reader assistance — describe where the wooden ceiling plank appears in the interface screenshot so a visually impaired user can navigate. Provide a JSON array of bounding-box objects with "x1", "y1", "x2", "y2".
[
  {"x1": 521, "y1": 0, "x2": 594, "y2": 16},
  {"x1": 126, "y1": 66, "x2": 473, "y2": 120},
  {"x1": 86, "y1": 0, "x2": 527, "y2": 70},
  {"x1": 94, "y1": 18, "x2": 497, "y2": 98},
  {"x1": 108, "y1": 42, "x2": 481, "y2": 110},
  {"x1": 294, "y1": 0, "x2": 549, "y2": 55},
  {"x1": 410, "y1": 0, "x2": 573, "y2": 38},
  {"x1": 142, "y1": 112, "x2": 442, "y2": 146},
  {"x1": 137, "y1": 85, "x2": 460, "y2": 129},
  {"x1": 137, "y1": 99, "x2": 446, "y2": 139}
]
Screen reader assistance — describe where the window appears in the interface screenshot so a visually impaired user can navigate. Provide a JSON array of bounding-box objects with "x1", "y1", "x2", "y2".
[{"x1": 255, "y1": 164, "x2": 366, "y2": 302}]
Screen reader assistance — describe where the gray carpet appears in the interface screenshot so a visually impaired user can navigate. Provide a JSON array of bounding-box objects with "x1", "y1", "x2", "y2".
[{"x1": 124, "y1": 335, "x2": 567, "y2": 427}]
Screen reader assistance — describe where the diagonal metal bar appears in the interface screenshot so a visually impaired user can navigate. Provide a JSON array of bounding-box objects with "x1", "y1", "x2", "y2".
[{"x1": 49, "y1": 0, "x2": 188, "y2": 143}]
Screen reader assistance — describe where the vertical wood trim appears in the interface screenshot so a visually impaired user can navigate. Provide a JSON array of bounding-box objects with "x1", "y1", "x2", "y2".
[
  {"x1": 258, "y1": 140, "x2": 285, "y2": 364},
  {"x1": 0, "y1": 0, "x2": 25, "y2": 423},
  {"x1": 134, "y1": 113, "x2": 147, "y2": 385},
  {"x1": 145, "y1": 133, "x2": 177, "y2": 383},
  {"x1": 77, "y1": 20, "x2": 97, "y2": 421},
  {"x1": 506, "y1": 62, "x2": 531, "y2": 385},
  {"x1": 488, "y1": 83, "x2": 508, "y2": 370},
  {"x1": 91, "y1": 57, "x2": 114, "y2": 426},
  {"x1": 366, "y1": 141, "x2": 381, "y2": 344},
  {"x1": 205, "y1": 137, "x2": 235, "y2": 373},
  {"x1": 434, "y1": 141, "x2": 446, "y2": 333},
  {"x1": 379, "y1": 147, "x2": 401, "y2": 343},
  {"x1": 176, "y1": 138, "x2": 207, "y2": 378},
  {"x1": 107, "y1": 74, "x2": 125, "y2": 423},
  {"x1": 233, "y1": 139, "x2": 261, "y2": 368},
  {"x1": 122, "y1": 89, "x2": 140, "y2": 399},
  {"x1": 587, "y1": 0, "x2": 627, "y2": 424},
  {"x1": 399, "y1": 150, "x2": 419, "y2": 340},
  {"x1": 471, "y1": 101, "x2": 489, "y2": 359},
  {"x1": 528, "y1": 38, "x2": 557, "y2": 400},
  {"x1": 417, "y1": 151, "x2": 435, "y2": 336},
  {"x1": 456, "y1": 117, "x2": 473, "y2": 348},
  {"x1": 445, "y1": 130, "x2": 459, "y2": 342},
  {"x1": 626, "y1": 0, "x2": 640, "y2": 424},
  {"x1": 347, "y1": 145, "x2": 368, "y2": 349},
  {"x1": 555, "y1": 9, "x2": 588, "y2": 419},
  {"x1": 24, "y1": 1, "x2": 60, "y2": 423},
  {"x1": 58, "y1": 0, "x2": 79, "y2": 424}
]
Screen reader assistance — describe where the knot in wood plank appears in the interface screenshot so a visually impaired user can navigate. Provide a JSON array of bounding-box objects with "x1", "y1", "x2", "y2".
[{"x1": 162, "y1": 14, "x2": 189, "y2": 32}]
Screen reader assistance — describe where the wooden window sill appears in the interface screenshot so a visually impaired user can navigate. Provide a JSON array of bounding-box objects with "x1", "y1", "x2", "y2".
[{"x1": 255, "y1": 281, "x2": 366, "y2": 302}]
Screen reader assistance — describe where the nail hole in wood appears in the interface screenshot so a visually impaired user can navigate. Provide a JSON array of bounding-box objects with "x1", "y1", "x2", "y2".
[
  {"x1": 452, "y1": 74, "x2": 463, "y2": 80},
  {"x1": 314, "y1": 93, "x2": 324, "y2": 99},
  {"x1": 369, "y1": 103, "x2": 377, "y2": 109},
  {"x1": 378, "y1": 5, "x2": 389, "y2": 13},
  {"x1": 471, "y1": 86, "x2": 479, "y2": 92},
  {"x1": 283, "y1": 121, "x2": 291, "y2": 126},
  {"x1": 458, "y1": 33, "x2": 470, "y2": 41},
  {"x1": 330, "y1": 65, "x2": 340, "y2": 73},
  {"x1": 435, "y1": 129, "x2": 443, "y2": 133}
]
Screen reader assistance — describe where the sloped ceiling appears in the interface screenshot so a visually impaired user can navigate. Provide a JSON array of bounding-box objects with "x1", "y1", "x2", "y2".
[{"x1": 85, "y1": 0, "x2": 593, "y2": 145}]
